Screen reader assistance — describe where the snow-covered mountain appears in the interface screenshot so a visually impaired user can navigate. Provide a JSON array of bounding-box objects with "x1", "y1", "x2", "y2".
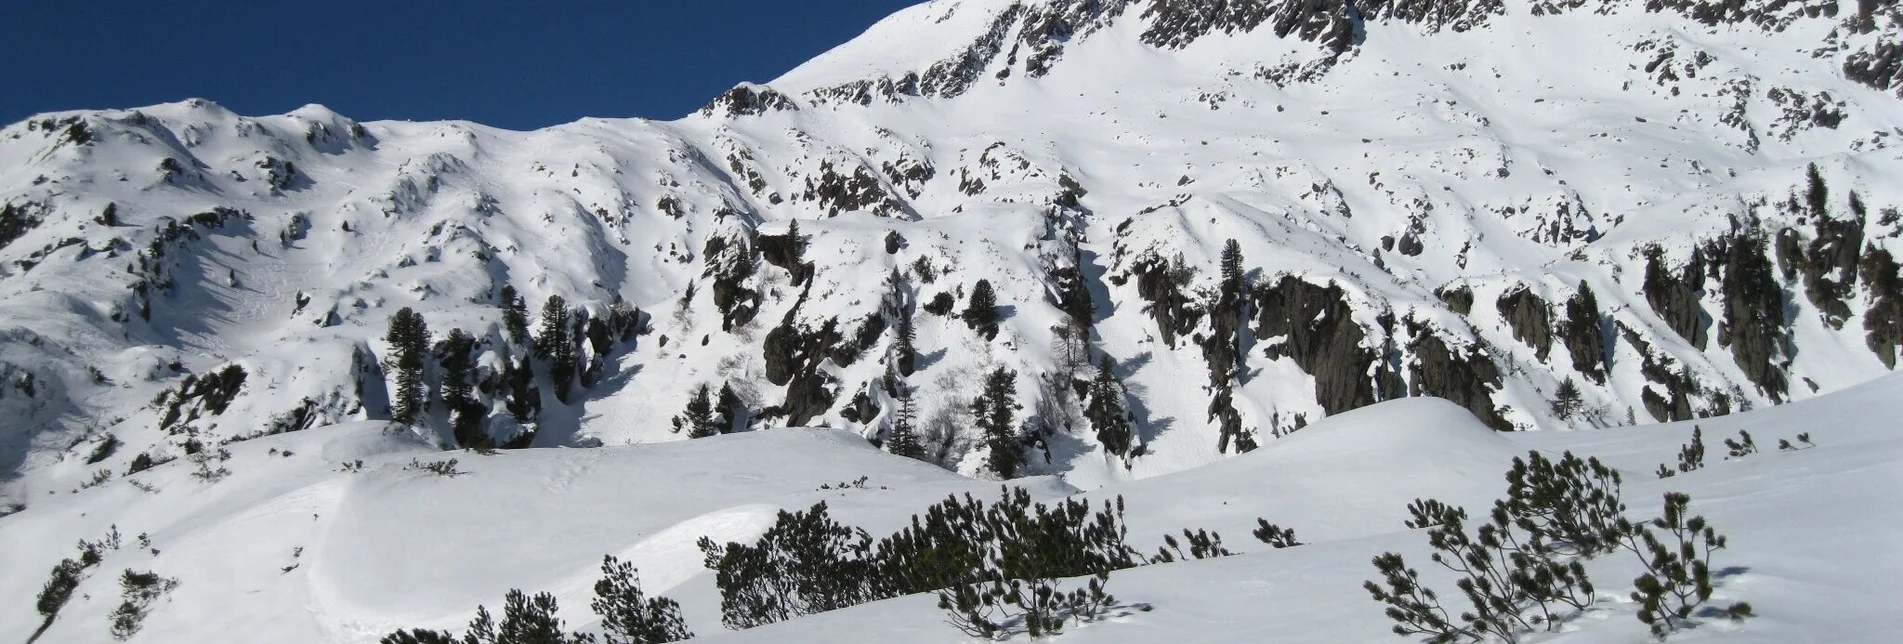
[{"x1": 3, "y1": 0, "x2": 1903, "y2": 639}]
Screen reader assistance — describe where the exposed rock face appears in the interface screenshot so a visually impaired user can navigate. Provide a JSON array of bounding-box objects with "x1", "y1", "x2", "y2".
[
  {"x1": 761, "y1": 288, "x2": 844, "y2": 427},
  {"x1": 699, "y1": 84, "x2": 798, "y2": 118},
  {"x1": 1715, "y1": 234, "x2": 1791, "y2": 402},
  {"x1": 1406, "y1": 326, "x2": 1510, "y2": 430},
  {"x1": 1862, "y1": 246, "x2": 1903, "y2": 368},
  {"x1": 703, "y1": 233, "x2": 762, "y2": 332},
  {"x1": 1797, "y1": 208, "x2": 1866, "y2": 328},
  {"x1": 1124, "y1": 251, "x2": 1203, "y2": 347},
  {"x1": 757, "y1": 229, "x2": 813, "y2": 286},
  {"x1": 1253, "y1": 277, "x2": 1385, "y2": 415},
  {"x1": 1561, "y1": 282, "x2": 1609, "y2": 384},
  {"x1": 1642, "y1": 246, "x2": 1709, "y2": 350},
  {"x1": 0, "y1": 200, "x2": 47, "y2": 252},
  {"x1": 1496, "y1": 286, "x2": 1554, "y2": 362},
  {"x1": 1437, "y1": 284, "x2": 1475, "y2": 316},
  {"x1": 1623, "y1": 323, "x2": 1697, "y2": 422},
  {"x1": 801, "y1": 160, "x2": 905, "y2": 218}
]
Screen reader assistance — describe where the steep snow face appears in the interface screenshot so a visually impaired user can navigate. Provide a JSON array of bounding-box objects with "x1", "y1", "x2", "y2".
[{"x1": 2, "y1": 0, "x2": 1903, "y2": 504}]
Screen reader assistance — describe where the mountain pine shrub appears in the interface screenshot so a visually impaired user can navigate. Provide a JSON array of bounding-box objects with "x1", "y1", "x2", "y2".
[
  {"x1": 1622, "y1": 493, "x2": 1752, "y2": 638},
  {"x1": 592, "y1": 555, "x2": 692, "y2": 644},
  {"x1": 1252, "y1": 520, "x2": 1303, "y2": 548}
]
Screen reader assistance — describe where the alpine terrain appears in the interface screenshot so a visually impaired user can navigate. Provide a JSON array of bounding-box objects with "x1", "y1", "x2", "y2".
[{"x1": 2, "y1": 0, "x2": 1901, "y2": 642}]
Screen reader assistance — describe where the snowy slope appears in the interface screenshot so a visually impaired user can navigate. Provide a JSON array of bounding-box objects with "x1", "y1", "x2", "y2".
[{"x1": 4, "y1": 375, "x2": 1898, "y2": 643}]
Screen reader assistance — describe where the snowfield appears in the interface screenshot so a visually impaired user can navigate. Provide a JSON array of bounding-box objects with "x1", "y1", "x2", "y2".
[
  {"x1": 2, "y1": 377, "x2": 1898, "y2": 643},
  {"x1": 4, "y1": 0, "x2": 1903, "y2": 640}
]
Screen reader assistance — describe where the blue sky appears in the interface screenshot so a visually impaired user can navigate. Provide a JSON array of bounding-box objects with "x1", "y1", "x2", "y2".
[{"x1": 0, "y1": 1, "x2": 918, "y2": 130}]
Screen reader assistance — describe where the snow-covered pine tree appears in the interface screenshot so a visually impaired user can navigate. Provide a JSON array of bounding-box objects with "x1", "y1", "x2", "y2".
[{"x1": 384, "y1": 307, "x2": 429, "y2": 425}]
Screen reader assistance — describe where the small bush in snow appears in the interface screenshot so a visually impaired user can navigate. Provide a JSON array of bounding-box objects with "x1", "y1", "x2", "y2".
[
  {"x1": 1497, "y1": 450, "x2": 1628, "y2": 556},
  {"x1": 108, "y1": 569, "x2": 179, "y2": 641},
  {"x1": 592, "y1": 555, "x2": 693, "y2": 644},
  {"x1": 381, "y1": 589, "x2": 592, "y2": 644},
  {"x1": 1149, "y1": 528, "x2": 1234, "y2": 563},
  {"x1": 1251, "y1": 520, "x2": 1303, "y2": 549},
  {"x1": 1722, "y1": 430, "x2": 1758, "y2": 459},
  {"x1": 1622, "y1": 493, "x2": 1752, "y2": 638},
  {"x1": 1659, "y1": 426, "x2": 1706, "y2": 478},
  {"x1": 405, "y1": 458, "x2": 465, "y2": 477},
  {"x1": 1777, "y1": 432, "x2": 1814, "y2": 451}
]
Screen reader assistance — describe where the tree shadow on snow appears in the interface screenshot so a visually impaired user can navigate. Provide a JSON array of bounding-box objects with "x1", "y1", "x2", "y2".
[{"x1": 914, "y1": 347, "x2": 950, "y2": 372}]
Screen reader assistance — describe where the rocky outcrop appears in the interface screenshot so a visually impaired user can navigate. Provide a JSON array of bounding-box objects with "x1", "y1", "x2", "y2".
[
  {"x1": 1715, "y1": 234, "x2": 1790, "y2": 401},
  {"x1": 703, "y1": 232, "x2": 762, "y2": 332},
  {"x1": 1861, "y1": 246, "x2": 1903, "y2": 368},
  {"x1": 1122, "y1": 251, "x2": 1203, "y2": 347},
  {"x1": 0, "y1": 200, "x2": 47, "y2": 252},
  {"x1": 1406, "y1": 326, "x2": 1510, "y2": 430},
  {"x1": 1437, "y1": 284, "x2": 1475, "y2": 316},
  {"x1": 1623, "y1": 323, "x2": 1697, "y2": 422},
  {"x1": 1561, "y1": 282, "x2": 1609, "y2": 384},
  {"x1": 1641, "y1": 246, "x2": 1709, "y2": 350},
  {"x1": 761, "y1": 287, "x2": 844, "y2": 427},
  {"x1": 699, "y1": 84, "x2": 798, "y2": 118},
  {"x1": 801, "y1": 160, "x2": 904, "y2": 218},
  {"x1": 1253, "y1": 277, "x2": 1389, "y2": 415},
  {"x1": 1495, "y1": 286, "x2": 1554, "y2": 362}
]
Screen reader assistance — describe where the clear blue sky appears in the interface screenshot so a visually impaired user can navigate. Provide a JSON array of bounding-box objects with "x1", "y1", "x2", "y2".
[{"x1": 0, "y1": 1, "x2": 918, "y2": 130}]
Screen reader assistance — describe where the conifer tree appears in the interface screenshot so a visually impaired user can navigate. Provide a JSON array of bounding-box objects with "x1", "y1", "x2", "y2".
[
  {"x1": 886, "y1": 382, "x2": 926, "y2": 460},
  {"x1": 1551, "y1": 377, "x2": 1584, "y2": 422},
  {"x1": 537, "y1": 295, "x2": 577, "y2": 402},
  {"x1": 963, "y1": 280, "x2": 1000, "y2": 340},
  {"x1": 715, "y1": 383, "x2": 744, "y2": 434},
  {"x1": 1084, "y1": 356, "x2": 1134, "y2": 460},
  {"x1": 385, "y1": 307, "x2": 429, "y2": 425},
  {"x1": 973, "y1": 367, "x2": 1023, "y2": 478},
  {"x1": 500, "y1": 285, "x2": 530, "y2": 346},
  {"x1": 1064, "y1": 245, "x2": 1094, "y2": 332},
  {"x1": 894, "y1": 303, "x2": 917, "y2": 377},
  {"x1": 441, "y1": 328, "x2": 485, "y2": 447},
  {"x1": 673, "y1": 385, "x2": 718, "y2": 438}
]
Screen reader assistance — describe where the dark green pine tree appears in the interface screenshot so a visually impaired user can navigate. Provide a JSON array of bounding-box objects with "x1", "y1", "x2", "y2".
[
  {"x1": 385, "y1": 307, "x2": 429, "y2": 425},
  {"x1": 537, "y1": 295, "x2": 577, "y2": 403},
  {"x1": 1551, "y1": 376, "x2": 1584, "y2": 422},
  {"x1": 886, "y1": 382, "x2": 926, "y2": 460},
  {"x1": 1064, "y1": 245, "x2": 1094, "y2": 332},
  {"x1": 593, "y1": 555, "x2": 694, "y2": 644},
  {"x1": 1804, "y1": 162, "x2": 1827, "y2": 217},
  {"x1": 500, "y1": 284, "x2": 531, "y2": 346},
  {"x1": 673, "y1": 384, "x2": 718, "y2": 438},
  {"x1": 963, "y1": 279, "x2": 1000, "y2": 340},
  {"x1": 1085, "y1": 356, "x2": 1134, "y2": 461},
  {"x1": 972, "y1": 367, "x2": 1023, "y2": 478},
  {"x1": 441, "y1": 328, "x2": 486, "y2": 448},
  {"x1": 715, "y1": 383, "x2": 743, "y2": 434},
  {"x1": 894, "y1": 302, "x2": 917, "y2": 377}
]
